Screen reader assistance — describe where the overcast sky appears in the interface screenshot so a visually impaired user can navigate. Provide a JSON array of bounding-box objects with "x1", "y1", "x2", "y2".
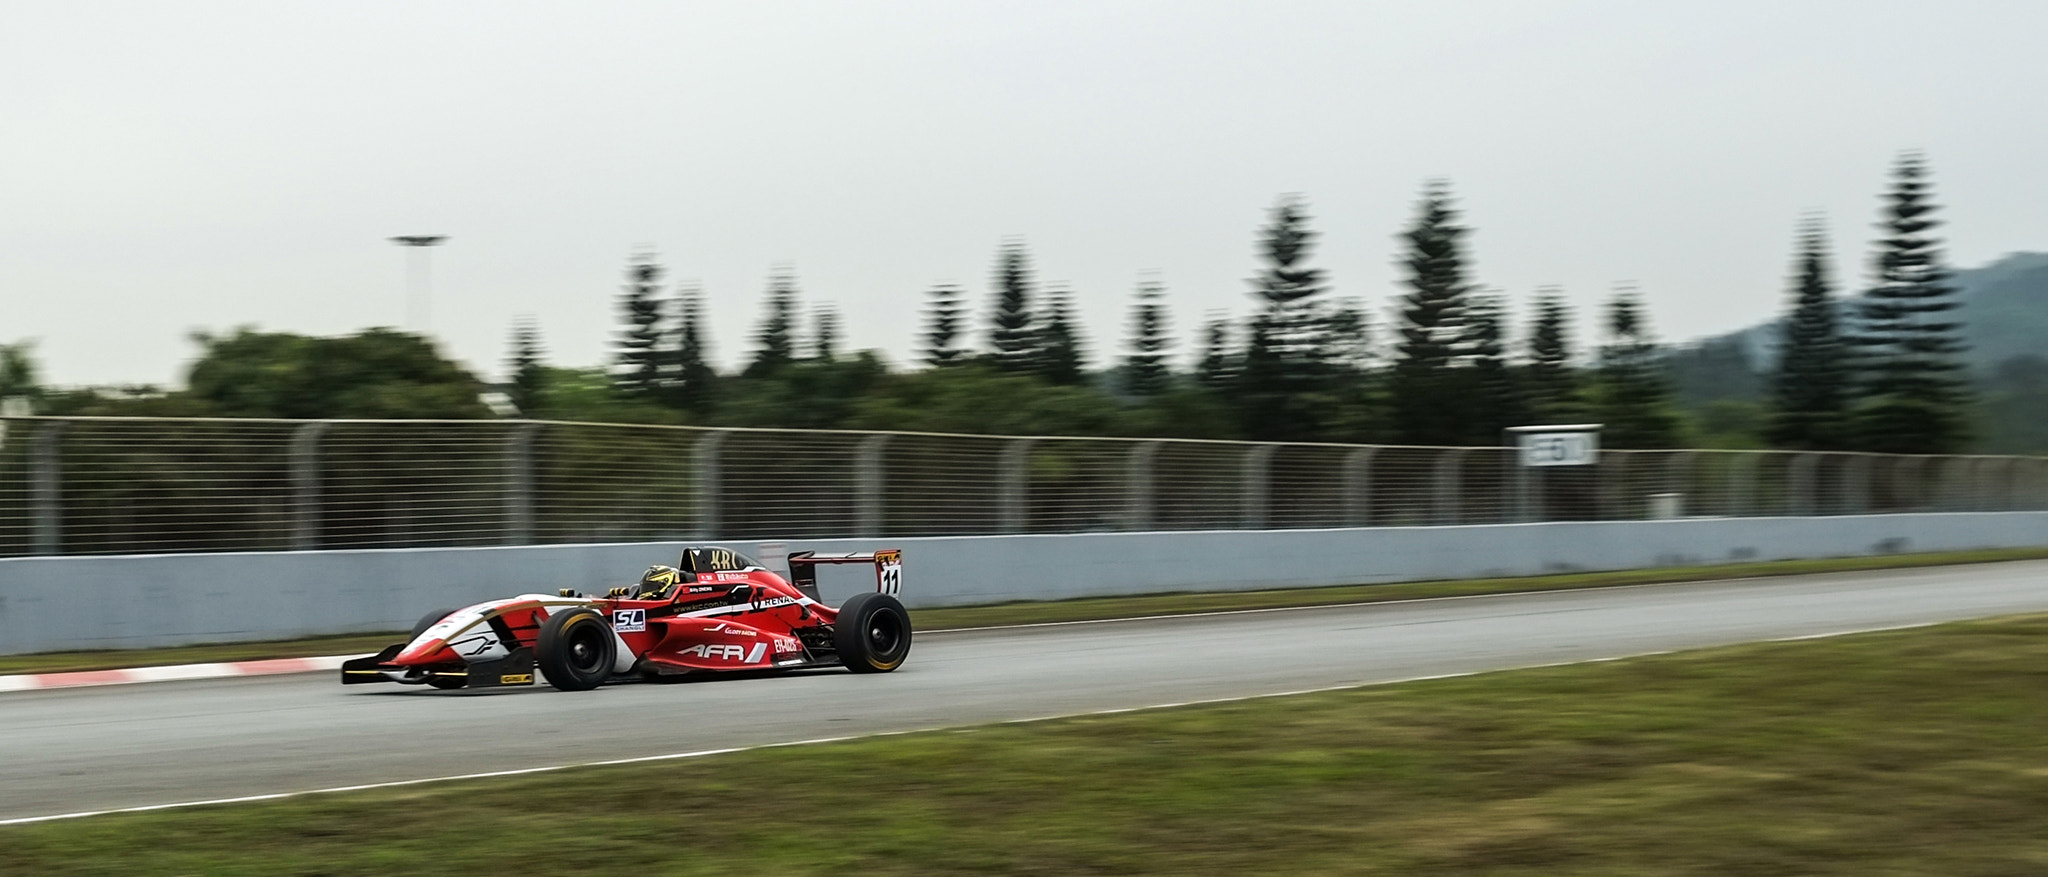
[{"x1": 6, "y1": 0, "x2": 2045, "y2": 387}]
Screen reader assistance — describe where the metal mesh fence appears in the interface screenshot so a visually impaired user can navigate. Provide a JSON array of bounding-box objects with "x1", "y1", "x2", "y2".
[{"x1": 1, "y1": 415, "x2": 2044, "y2": 557}]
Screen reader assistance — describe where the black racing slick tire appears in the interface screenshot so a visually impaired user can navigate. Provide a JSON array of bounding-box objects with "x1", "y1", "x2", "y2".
[
  {"x1": 536, "y1": 608, "x2": 616, "y2": 692},
  {"x1": 411, "y1": 608, "x2": 467, "y2": 689},
  {"x1": 835, "y1": 592, "x2": 911, "y2": 673},
  {"x1": 411, "y1": 607, "x2": 457, "y2": 643}
]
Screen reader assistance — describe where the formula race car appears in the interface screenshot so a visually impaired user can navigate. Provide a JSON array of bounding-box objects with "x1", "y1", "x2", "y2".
[{"x1": 341, "y1": 547, "x2": 909, "y2": 692}]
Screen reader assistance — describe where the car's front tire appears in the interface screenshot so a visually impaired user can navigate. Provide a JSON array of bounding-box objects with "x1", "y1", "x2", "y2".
[
  {"x1": 536, "y1": 607, "x2": 615, "y2": 691},
  {"x1": 410, "y1": 607, "x2": 466, "y2": 689},
  {"x1": 835, "y1": 592, "x2": 911, "y2": 673}
]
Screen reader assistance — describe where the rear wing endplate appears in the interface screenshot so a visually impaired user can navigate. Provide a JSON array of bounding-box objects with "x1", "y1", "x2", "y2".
[{"x1": 788, "y1": 549, "x2": 902, "y2": 601}]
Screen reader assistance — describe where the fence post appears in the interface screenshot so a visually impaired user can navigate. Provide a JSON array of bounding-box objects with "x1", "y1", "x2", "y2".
[
  {"x1": 503, "y1": 422, "x2": 541, "y2": 546},
  {"x1": 1241, "y1": 444, "x2": 1277, "y2": 529},
  {"x1": 2023, "y1": 454, "x2": 2039, "y2": 510},
  {"x1": 288, "y1": 421, "x2": 330, "y2": 550},
  {"x1": 1722, "y1": 452, "x2": 1750, "y2": 517},
  {"x1": 1343, "y1": 447, "x2": 1377, "y2": 526},
  {"x1": 1787, "y1": 453, "x2": 1819, "y2": 516},
  {"x1": 693, "y1": 430, "x2": 729, "y2": 540},
  {"x1": 1510, "y1": 446, "x2": 1541, "y2": 524},
  {"x1": 1842, "y1": 454, "x2": 1873, "y2": 514},
  {"x1": 1432, "y1": 448, "x2": 1467, "y2": 525},
  {"x1": 855, "y1": 433, "x2": 890, "y2": 538},
  {"x1": 1988, "y1": 457, "x2": 2013, "y2": 511},
  {"x1": 31, "y1": 420, "x2": 65, "y2": 556},
  {"x1": 1124, "y1": 441, "x2": 1160, "y2": 531},
  {"x1": 1958, "y1": 457, "x2": 1977, "y2": 511},
  {"x1": 999, "y1": 438, "x2": 1034, "y2": 534},
  {"x1": 1664, "y1": 451, "x2": 1695, "y2": 517}
]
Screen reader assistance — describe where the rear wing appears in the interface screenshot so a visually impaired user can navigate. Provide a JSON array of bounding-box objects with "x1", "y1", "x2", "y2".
[{"x1": 788, "y1": 549, "x2": 902, "y2": 601}]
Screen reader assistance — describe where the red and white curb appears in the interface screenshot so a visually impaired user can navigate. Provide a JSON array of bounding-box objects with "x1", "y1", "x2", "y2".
[{"x1": 0, "y1": 656, "x2": 351, "y2": 693}]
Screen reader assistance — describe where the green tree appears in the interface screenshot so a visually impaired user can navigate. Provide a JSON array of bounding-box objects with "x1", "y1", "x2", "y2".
[
  {"x1": 812, "y1": 304, "x2": 841, "y2": 362},
  {"x1": 1593, "y1": 290, "x2": 1680, "y2": 448},
  {"x1": 1196, "y1": 313, "x2": 1236, "y2": 393},
  {"x1": 1524, "y1": 288, "x2": 1581, "y2": 422},
  {"x1": 0, "y1": 341, "x2": 40, "y2": 407},
  {"x1": 1460, "y1": 290, "x2": 1524, "y2": 442},
  {"x1": 922, "y1": 283, "x2": 967, "y2": 367},
  {"x1": 1123, "y1": 276, "x2": 1172, "y2": 397},
  {"x1": 185, "y1": 327, "x2": 490, "y2": 419},
  {"x1": 614, "y1": 251, "x2": 665, "y2": 397},
  {"x1": 1766, "y1": 217, "x2": 1851, "y2": 449},
  {"x1": 988, "y1": 240, "x2": 1037, "y2": 373},
  {"x1": 506, "y1": 317, "x2": 545, "y2": 417},
  {"x1": 1239, "y1": 195, "x2": 1329, "y2": 440},
  {"x1": 714, "y1": 353, "x2": 889, "y2": 430},
  {"x1": 1849, "y1": 153, "x2": 1971, "y2": 453},
  {"x1": 1036, "y1": 285, "x2": 1086, "y2": 385},
  {"x1": 744, "y1": 266, "x2": 800, "y2": 378},
  {"x1": 846, "y1": 363, "x2": 1128, "y2": 437},
  {"x1": 1389, "y1": 181, "x2": 1472, "y2": 445},
  {"x1": 668, "y1": 283, "x2": 717, "y2": 413}
]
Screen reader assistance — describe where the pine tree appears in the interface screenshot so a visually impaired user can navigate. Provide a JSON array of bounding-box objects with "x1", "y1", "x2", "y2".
[
  {"x1": 1036, "y1": 285, "x2": 1086, "y2": 385},
  {"x1": 614, "y1": 251, "x2": 665, "y2": 397},
  {"x1": 1389, "y1": 181, "x2": 1472, "y2": 445},
  {"x1": 812, "y1": 304, "x2": 841, "y2": 362},
  {"x1": 1320, "y1": 298, "x2": 1372, "y2": 375},
  {"x1": 506, "y1": 317, "x2": 544, "y2": 417},
  {"x1": 1849, "y1": 153, "x2": 1971, "y2": 453},
  {"x1": 1524, "y1": 287, "x2": 1581, "y2": 422},
  {"x1": 1766, "y1": 216, "x2": 1851, "y2": 449},
  {"x1": 1461, "y1": 290, "x2": 1523, "y2": 442},
  {"x1": 1240, "y1": 195, "x2": 1329, "y2": 440},
  {"x1": 988, "y1": 240, "x2": 1037, "y2": 373},
  {"x1": 744, "y1": 266, "x2": 800, "y2": 378},
  {"x1": 670, "y1": 283, "x2": 716, "y2": 411},
  {"x1": 922, "y1": 283, "x2": 966, "y2": 367},
  {"x1": 1196, "y1": 313, "x2": 1236, "y2": 392},
  {"x1": 1123, "y1": 275, "x2": 1172, "y2": 397},
  {"x1": 1595, "y1": 288, "x2": 1680, "y2": 448}
]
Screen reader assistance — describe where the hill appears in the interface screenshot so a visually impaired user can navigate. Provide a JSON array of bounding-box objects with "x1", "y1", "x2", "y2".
[{"x1": 1666, "y1": 252, "x2": 2048, "y2": 452}]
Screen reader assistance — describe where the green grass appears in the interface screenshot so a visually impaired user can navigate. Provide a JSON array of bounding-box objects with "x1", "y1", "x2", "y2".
[
  {"x1": 9, "y1": 545, "x2": 2048, "y2": 676},
  {"x1": 9, "y1": 613, "x2": 2048, "y2": 874}
]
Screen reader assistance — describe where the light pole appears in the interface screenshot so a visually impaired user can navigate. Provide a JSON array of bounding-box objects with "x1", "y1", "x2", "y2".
[{"x1": 389, "y1": 235, "x2": 447, "y2": 334}]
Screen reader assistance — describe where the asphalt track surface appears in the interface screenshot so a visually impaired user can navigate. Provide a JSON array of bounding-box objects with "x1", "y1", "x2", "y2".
[{"x1": 6, "y1": 560, "x2": 2048, "y2": 823}]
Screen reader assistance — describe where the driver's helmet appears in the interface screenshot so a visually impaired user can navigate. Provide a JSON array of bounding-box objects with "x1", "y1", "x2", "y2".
[{"x1": 636, "y1": 564, "x2": 683, "y2": 601}]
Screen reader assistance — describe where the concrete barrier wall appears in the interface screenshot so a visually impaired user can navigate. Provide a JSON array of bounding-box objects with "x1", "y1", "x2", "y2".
[{"x1": 3, "y1": 512, "x2": 2045, "y2": 655}]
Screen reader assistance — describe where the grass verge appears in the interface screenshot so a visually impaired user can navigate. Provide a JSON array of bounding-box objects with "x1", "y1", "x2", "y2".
[
  {"x1": 9, "y1": 613, "x2": 2048, "y2": 874},
  {"x1": 8, "y1": 545, "x2": 2048, "y2": 676}
]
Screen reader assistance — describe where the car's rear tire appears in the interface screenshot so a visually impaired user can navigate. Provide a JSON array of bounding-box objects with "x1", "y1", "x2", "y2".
[
  {"x1": 537, "y1": 608, "x2": 615, "y2": 691},
  {"x1": 835, "y1": 592, "x2": 911, "y2": 673}
]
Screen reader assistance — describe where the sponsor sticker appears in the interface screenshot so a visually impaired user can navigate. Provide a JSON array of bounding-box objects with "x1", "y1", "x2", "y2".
[
  {"x1": 678, "y1": 642, "x2": 770, "y2": 663},
  {"x1": 680, "y1": 643, "x2": 747, "y2": 661},
  {"x1": 499, "y1": 673, "x2": 533, "y2": 685},
  {"x1": 877, "y1": 551, "x2": 903, "y2": 594},
  {"x1": 613, "y1": 608, "x2": 647, "y2": 633}
]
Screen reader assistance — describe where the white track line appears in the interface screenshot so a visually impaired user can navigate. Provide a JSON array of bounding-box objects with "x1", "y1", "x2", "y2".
[{"x1": 0, "y1": 619, "x2": 1949, "y2": 826}]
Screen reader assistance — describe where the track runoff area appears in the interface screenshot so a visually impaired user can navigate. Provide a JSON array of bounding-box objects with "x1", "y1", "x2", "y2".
[{"x1": 4, "y1": 559, "x2": 2048, "y2": 825}]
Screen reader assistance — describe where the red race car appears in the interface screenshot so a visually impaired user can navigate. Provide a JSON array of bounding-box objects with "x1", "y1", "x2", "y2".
[{"x1": 341, "y1": 546, "x2": 910, "y2": 691}]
